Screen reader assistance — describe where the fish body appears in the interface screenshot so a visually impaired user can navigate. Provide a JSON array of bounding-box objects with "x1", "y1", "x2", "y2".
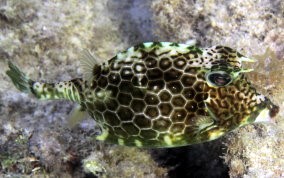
[{"x1": 6, "y1": 42, "x2": 279, "y2": 148}]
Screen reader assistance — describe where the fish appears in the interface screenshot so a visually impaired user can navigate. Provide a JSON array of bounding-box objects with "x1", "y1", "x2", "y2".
[{"x1": 6, "y1": 42, "x2": 279, "y2": 148}]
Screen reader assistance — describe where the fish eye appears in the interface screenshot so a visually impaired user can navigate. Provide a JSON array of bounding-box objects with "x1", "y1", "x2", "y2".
[{"x1": 205, "y1": 71, "x2": 232, "y2": 87}]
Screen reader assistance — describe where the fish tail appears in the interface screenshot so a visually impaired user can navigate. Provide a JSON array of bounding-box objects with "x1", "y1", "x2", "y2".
[
  {"x1": 6, "y1": 61, "x2": 84, "y2": 102},
  {"x1": 28, "y1": 79, "x2": 84, "y2": 102},
  {"x1": 6, "y1": 61, "x2": 35, "y2": 93}
]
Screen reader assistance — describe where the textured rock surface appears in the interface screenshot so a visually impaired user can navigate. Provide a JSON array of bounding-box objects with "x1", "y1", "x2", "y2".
[{"x1": 0, "y1": 0, "x2": 283, "y2": 177}]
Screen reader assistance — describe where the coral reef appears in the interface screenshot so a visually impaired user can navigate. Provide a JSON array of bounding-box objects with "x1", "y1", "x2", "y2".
[
  {"x1": 151, "y1": 0, "x2": 284, "y2": 59},
  {"x1": 83, "y1": 146, "x2": 166, "y2": 178},
  {"x1": 224, "y1": 124, "x2": 284, "y2": 177}
]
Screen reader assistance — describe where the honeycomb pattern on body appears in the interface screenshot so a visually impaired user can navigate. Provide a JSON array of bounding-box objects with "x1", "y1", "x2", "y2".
[{"x1": 79, "y1": 42, "x2": 263, "y2": 147}]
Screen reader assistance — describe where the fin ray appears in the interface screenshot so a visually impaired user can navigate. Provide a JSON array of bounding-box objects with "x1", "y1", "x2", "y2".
[
  {"x1": 6, "y1": 61, "x2": 34, "y2": 93},
  {"x1": 80, "y1": 49, "x2": 100, "y2": 82}
]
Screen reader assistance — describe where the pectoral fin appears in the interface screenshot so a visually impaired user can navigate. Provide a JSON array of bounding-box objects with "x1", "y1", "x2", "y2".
[
  {"x1": 195, "y1": 116, "x2": 214, "y2": 130},
  {"x1": 190, "y1": 103, "x2": 217, "y2": 134}
]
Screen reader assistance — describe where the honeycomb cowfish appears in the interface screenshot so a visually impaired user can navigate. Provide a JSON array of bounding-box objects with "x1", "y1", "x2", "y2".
[{"x1": 6, "y1": 42, "x2": 279, "y2": 148}]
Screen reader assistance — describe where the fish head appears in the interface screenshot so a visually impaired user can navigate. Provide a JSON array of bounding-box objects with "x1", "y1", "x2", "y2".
[{"x1": 199, "y1": 46, "x2": 279, "y2": 130}]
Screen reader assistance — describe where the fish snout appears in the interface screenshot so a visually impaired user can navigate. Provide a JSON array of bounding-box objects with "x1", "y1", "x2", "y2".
[
  {"x1": 254, "y1": 98, "x2": 279, "y2": 123},
  {"x1": 268, "y1": 103, "x2": 279, "y2": 118}
]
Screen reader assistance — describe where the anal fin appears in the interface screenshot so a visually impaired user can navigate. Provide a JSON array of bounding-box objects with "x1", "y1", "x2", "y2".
[{"x1": 67, "y1": 104, "x2": 89, "y2": 128}]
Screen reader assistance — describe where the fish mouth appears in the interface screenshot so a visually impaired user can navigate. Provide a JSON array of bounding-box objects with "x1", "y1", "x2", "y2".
[
  {"x1": 254, "y1": 98, "x2": 279, "y2": 123},
  {"x1": 263, "y1": 96, "x2": 279, "y2": 118},
  {"x1": 268, "y1": 103, "x2": 279, "y2": 118}
]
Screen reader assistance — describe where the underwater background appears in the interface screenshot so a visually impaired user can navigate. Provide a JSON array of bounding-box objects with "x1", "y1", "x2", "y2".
[{"x1": 0, "y1": 0, "x2": 283, "y2": 177}]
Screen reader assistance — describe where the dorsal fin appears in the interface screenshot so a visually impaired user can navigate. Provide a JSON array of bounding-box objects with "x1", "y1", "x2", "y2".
[{"x1": 80, "y1": 49, "x2": 100, "y2": 82}]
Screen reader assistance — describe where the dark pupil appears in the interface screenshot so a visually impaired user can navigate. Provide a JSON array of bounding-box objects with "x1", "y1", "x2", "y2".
[{"x1": 209, "y1": 73, "x2": 231, "y2": 86}]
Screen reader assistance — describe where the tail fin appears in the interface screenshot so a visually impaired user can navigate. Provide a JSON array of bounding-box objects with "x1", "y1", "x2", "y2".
[
  {"x1": 6, "y1": 61, "x2": 84, "y2": 103},
  {"x1": 6, "y1": 61, "x2": 34, "y2": 93}
]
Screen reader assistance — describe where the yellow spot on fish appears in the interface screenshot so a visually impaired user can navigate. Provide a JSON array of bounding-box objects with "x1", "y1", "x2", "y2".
[
  {"x1": 164, "y1": 135, "x2": 173, "y2": 145},
  {"x1": 134, "y1": 139, "x2": 143, "y2": 147},
  {"x1": 96, "y1": 129, "x2": 109, "y2": 141},
  {"x1": 118, "y1": 138, "x2": 124, "y2": 145},
  {"x1": 208, "y1": 130, "x2": 224, "y2": 140}
]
